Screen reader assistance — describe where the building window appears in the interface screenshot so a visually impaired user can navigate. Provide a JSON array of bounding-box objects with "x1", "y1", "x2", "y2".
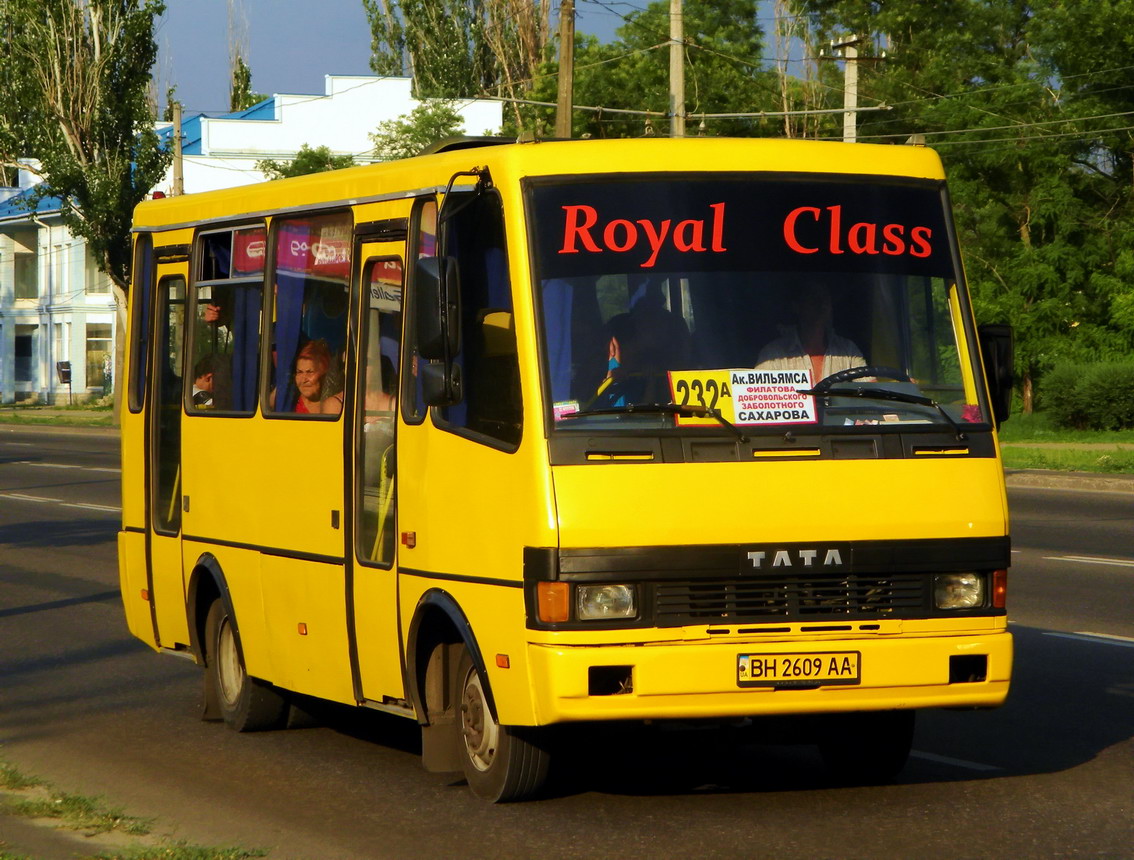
[
  {"x1": 54, "y1": 244, "x2": 68, "y2": 296},
  {"x1": 87, "y1": 251, "x2": 110, "y2": 295},
  {"x1": 14, "y1": 253, "x2": 36, "y2": 299},
  {"x1": 86, "y1": 323, "x2": 113, "y2": 394},
  {"x1": 15, "y1": 325, "x2": 35, "y2": 383}
]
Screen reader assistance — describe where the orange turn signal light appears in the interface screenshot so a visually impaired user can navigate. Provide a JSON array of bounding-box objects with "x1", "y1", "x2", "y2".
[
  {"x1": 537, "y1": 582, "x2": 570, "y2": 623},
  {"x1": 992, "y1": 569, "x2": 1008, "y2": 609}
]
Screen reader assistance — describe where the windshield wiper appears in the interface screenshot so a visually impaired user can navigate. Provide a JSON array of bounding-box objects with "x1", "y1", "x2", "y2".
[
  {"x1": 559, "y1": 402, "x2": 749, "y2": 443},
  {"x1": 798, "y1": 385, "x2": 967, "y2": 441}
]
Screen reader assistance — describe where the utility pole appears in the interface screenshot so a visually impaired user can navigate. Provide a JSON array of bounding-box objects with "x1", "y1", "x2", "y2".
[
  {"x1": 830, "y1": 35, "x2": 861, "y2": 143},
  {"x1": 555, "y1": 0, "x2": 575, "y2": 139},
  {"x1": 172, "y1": 101, "x2": 185, "y2": 195},
  {"x1": 669, "y1": 0, "x2": 685, "y2": 137}
]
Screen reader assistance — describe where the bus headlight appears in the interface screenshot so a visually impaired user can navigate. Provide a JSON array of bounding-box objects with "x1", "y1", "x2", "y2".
[
  {"x1": 934, "y1": 573, "x2": 984, "y2": 609},
  {"x1": 577, "y1": 584, "x2": 636, "y2": 620}
]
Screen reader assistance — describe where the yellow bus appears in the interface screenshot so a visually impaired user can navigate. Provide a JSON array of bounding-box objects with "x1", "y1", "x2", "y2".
[{"x1": 119, "y1": 137, "x2": 1014, "y2": 801}]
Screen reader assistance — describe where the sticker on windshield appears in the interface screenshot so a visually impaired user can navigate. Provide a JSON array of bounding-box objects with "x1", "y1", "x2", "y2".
[{"x1": 669, "y1": 369, "x2": 818, "y2": 426}]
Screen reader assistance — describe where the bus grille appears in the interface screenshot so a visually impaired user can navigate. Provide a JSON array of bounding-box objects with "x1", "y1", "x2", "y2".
[{"x1": 654, "y1": 572, "x2": 926, "y2": 624}]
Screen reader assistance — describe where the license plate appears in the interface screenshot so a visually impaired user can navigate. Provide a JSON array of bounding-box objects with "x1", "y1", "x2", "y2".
[{"x1": 737, "y1": 651, "x2": 861, "y2": 687}]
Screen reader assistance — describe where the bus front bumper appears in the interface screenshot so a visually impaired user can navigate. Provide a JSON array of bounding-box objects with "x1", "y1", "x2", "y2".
[{"x1": 525, "y1": 631, "x2": 1012, "y2": 724}]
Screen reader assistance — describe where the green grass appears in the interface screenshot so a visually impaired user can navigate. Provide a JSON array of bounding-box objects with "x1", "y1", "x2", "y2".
[
  {"x1": 0, "y1": 405, "x2": 114, "y2": 427},
  {"x1": 1001, "y1": 446, "x2": 1134, "y2": 473},
  {"x1": 998, "y1": 411, "x2": 1134, "y2": 443},
  {"x1": 0, "y1": 760, "x2": 264, "y2": 860}
]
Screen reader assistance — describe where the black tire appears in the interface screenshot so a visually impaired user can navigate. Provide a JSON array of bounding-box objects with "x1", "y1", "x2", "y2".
[
  {"x1": 204, "y1": 598, "x2": 288, "y2": 732},
  {"x1": 817, "y1": 710, "x2": 915, "y2": 785},
  {"x1": 456, "y1": 647, "x2": 550, "y2": 802}
]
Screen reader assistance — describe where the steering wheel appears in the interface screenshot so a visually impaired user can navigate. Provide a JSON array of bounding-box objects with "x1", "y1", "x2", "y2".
[{"x1": 812, "y1": 365, "x2": 911, "y2": 393}]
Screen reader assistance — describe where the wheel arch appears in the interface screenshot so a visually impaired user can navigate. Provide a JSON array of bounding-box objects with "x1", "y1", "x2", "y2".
[
  {"x1": 186, "y1": 552, "x2": 233, "y2": 666},
  {"x1": 406, "y1": 588, "x2": 496, "y2": 727}
]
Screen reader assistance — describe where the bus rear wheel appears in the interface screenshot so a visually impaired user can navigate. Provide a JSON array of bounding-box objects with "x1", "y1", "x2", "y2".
[
  {"x1": 817, "y1": 709, "x2": 915, "y2": 784},
  {"x1": 456, "y1": 647, "x2": 550, "y2": 802},
  {"x1": 205, "y1": 599, "x2": 287, "y2": 732}
]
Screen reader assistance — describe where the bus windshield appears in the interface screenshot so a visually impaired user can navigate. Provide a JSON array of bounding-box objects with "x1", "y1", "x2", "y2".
[{"x1": 528, "y1": 174, "x2": 987, "y2": 434}]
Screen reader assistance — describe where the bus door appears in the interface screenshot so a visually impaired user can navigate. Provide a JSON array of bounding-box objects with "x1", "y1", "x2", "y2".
[
  {"x1": 147, "y1": 256, "x2": 191, "y2": 647},
  {"x1": 351, "y1": 240, "x2": 406, "y2": 703}
]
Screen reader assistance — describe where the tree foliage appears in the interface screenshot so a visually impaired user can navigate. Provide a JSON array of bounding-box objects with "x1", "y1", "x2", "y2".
[
  {"x1": 793, "y1": 0, "x2": 1134, "y2": 411},
  {"x1": 371, "y1": 100, "x2": 467, "y2": 160},
  {"x1": 256, "y1": 144, "x2": 356, "y2": 179},
  {"x1": 520, "y1": 0, "x2": 780, "y2": 139},
  {"x1": 0, "y1": 0, "x2": 170, "y2": 293},
  {"x1": 363, "y1": 0, "x2": 550, "y2": 105},
  {"x1": 230, "y1": 55, "x2": 266, "y2": 111}
]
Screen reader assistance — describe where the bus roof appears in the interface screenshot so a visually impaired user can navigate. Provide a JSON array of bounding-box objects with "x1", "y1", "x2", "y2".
[{"x1": 132, "y1": 137, "x2": 947, "y2": 233}]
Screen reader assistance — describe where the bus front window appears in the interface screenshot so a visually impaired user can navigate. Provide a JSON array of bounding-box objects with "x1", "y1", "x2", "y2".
[{"x1": 530, "y1": 176, "x2": 986, "y2": 433}]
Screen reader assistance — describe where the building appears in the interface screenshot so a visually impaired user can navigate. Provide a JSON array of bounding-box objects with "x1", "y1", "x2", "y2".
[
  {"x1": 0, "y1": 166, "x2": 116, "y2": 404},
  {"x1": 157, "y1": 74, "x2": 503, "y2": 195},
  {"x1": 0, "y1": 75, "x2": 502, "y2": 404}
]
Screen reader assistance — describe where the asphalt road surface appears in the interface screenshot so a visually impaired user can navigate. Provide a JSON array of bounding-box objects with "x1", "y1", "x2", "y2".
[{"x1": 1, "y1": 426, "x2": 1132, "y2": 858}]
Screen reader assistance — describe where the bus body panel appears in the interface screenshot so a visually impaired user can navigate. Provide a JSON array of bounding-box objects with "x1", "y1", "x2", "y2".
[
  {"x1": 260, "y1": 555, "x2": 355, "y2": 704},
  {"x1": 117, "y1": 530, "x2": 157, "y2": 648},
  {"x1": 551, "y1": 457, "x2": 1008, "y2": 548},
  {"x1": 525, "y1": 629, "x2": 1011, "y2": 723}
]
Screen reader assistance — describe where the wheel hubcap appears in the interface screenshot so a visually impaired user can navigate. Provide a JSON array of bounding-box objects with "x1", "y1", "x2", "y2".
[
  {"x1": 461, "y1": 666, "x2": 498, "y2": 772},
  {"x1": 216, "y1": 615, "x2": 244, "y2": 707}
]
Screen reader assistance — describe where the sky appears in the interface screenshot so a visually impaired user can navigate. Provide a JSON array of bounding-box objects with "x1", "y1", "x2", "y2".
[{"x1": 156, "y1": 0, "x2": 642, "y2": 115}]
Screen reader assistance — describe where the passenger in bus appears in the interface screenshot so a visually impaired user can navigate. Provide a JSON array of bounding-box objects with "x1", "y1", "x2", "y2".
[
  {"x1": 755, "y1": 284, "x2": 864, "y2": 384},
  {"x1": 191, "y1": 355, "x2": 218, "y2": 407},
  {"x1": 592, "y1": 287, "x2": 691, "y2": 408},
  {"x1": 293, "y1": 339, "x2": 344, "y2": 415}
]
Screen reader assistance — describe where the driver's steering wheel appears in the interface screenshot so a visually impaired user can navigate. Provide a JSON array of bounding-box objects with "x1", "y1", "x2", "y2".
[{"x1": 811, "y1": 365, "x2": 911, "y2": 393}]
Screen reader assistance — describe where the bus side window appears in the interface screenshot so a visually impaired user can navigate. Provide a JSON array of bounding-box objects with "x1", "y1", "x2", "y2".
[
  {"x1": 189, "y1": 225, "x2": 265, "y2": 414},
  {"x1": 436, "y1": 192, "x2": 522, "y2": 447},
  {"x1": 128, "y1": 234, "x2": 154, "y2": 413},
  {"x1": 267, "y1": 212, "x2": 352, "y2": 416},
  {"x1": 402, "y1": 197, "x2": 437, "y2": 424},
  {"x1": 357, "y1": 257, "x2": 403, "y2": 566}
]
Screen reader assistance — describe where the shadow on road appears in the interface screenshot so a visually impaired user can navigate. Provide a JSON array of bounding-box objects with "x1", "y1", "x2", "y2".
[{"x1": 0, "y1": 516, "x2": 117, "y2": 549}]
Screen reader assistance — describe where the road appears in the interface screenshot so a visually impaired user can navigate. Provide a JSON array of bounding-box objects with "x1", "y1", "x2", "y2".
[{"x1": 1, "y1": 426, "x2": 1132, "y2": 859}]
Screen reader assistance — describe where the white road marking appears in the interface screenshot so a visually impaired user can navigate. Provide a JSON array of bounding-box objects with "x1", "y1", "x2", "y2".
[
  {"x1": 909, "y1": 751, "x2": 1001, "y2": 772},
  {"x1": 0, "y1": 493, "x2": 62, "y2": 503},
  {"x1": 1041, "y1": 555, "x2": 1134, "y2": 568},
  {"x1": 12, "y1": 460, "x2": 120, "y2": 473},
  {"x1": 60, "y1": 502, "x2": 122, "y2": 513},
  {"x1": 1044, "y1": 631, "x2": 1134, "y2": 649}
]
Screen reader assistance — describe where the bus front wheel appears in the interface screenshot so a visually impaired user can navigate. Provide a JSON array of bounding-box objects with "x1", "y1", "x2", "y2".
[
  {"x1": 204, "y1": 599, "x2": 287, "y2": 732},
  {"x1": 455, "y1": 647, "x2": 550, "y2": 802}
]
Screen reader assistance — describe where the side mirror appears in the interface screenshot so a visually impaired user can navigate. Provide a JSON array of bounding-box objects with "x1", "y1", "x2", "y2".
[
  {"x1": 414, "y1": 256, "x2": 461, "y2": 362},
  {"x1": 978, "y1": 323, "x2": 1014, "y2": 428},
  {"x1": 421, "y1": 360, "x2": 462, "y2": 406}
]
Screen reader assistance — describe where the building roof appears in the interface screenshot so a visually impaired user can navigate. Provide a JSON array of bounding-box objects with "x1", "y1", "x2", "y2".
[{"x1": 0, "y1": 185, "x2": 63, "y2": 223}]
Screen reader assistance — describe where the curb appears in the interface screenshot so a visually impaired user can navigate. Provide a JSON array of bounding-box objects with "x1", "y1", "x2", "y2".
[{"x1": 1004, "y1": 469, "x2": 1134, "y2": 494}]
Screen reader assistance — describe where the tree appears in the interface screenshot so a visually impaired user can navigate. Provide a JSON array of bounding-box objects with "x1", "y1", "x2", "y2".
[
  {"x1": 256, "y1": 144, "x2": 356, "y2": 179},
  {"x1": 0, "y1": 0, "x2": 170, "y2": 294},
  {"x1": 228, "y1": 0, "x2": 264, "y2": 110},
  {"x1": 521, "y1": 0, "x2": 780, "y2": 139},
  {"x1": 363, "y1": 0, "x2": 551, "y2": 105},
  {"x1": 794, "y1": 0, "x2": 1134, "y2": 412},
  {"x1": 371, "y1": 101, "x2": 466, "y2": 161}
]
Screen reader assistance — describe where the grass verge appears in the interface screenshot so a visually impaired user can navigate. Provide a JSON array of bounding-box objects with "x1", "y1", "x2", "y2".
[
  {"x1": 1001, "y1": 446, "x2": 1134, "y2": 473},
  {"x1": 0, "y1": 406, "x2": 114, "y2": 428},
  {"x1": 998, "y1": 411, "x2": 1134, "y2": 444},
  {"x1": 0, "y1": 760, "x2": 264, "y2": 860}
]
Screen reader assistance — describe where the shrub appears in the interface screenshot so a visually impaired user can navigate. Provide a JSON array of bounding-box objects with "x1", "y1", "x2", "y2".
[{"x1": 1042, "y1": 362, "x2": 1134, "y2": 430}]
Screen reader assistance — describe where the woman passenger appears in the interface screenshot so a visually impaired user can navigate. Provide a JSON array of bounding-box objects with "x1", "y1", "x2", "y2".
[{"x1": 293, "y1": 339, "x2": 343, "y2": 415}]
